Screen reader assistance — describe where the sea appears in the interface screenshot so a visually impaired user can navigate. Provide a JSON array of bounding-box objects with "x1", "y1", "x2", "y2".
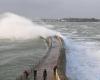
[{"x1": 0, "y1": 12, "x2": 100, "y2": 80}]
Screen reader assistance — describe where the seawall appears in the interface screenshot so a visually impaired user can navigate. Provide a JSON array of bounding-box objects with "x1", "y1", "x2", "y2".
[
  {"x1": 56, "y1": 48, "x2": 68, "y2": 80},
  {"x1": 16, "y1": 36, "x2": 68, "y2": 80}
]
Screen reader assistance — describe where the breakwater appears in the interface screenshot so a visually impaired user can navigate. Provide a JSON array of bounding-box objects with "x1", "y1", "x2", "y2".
[
  {"x1": 16, "y1": 36, "x2": 68, "y2": 80},
  {"x1": 56, "y1": 48, "x2": 68, "y2": 80}
]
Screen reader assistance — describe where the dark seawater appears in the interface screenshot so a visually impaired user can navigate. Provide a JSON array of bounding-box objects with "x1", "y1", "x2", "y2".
[
  {"x1": 0, "y1": 13, "x2": 52, "y2": 80},
  {"x1": 1, "y1": 21, "x2": 100, "y2": 80},
  {"x1": 0, "y1": 39, "x2": 47, "y2": 80}
]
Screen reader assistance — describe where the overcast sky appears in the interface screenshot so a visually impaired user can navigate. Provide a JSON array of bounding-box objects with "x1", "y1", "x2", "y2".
[{"x1": 0, "y1": 0, "x2": 100, "y2": 19}]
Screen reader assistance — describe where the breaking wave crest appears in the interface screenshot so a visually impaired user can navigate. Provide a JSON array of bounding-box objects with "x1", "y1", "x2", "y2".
[{"x1": 0, "y1": 12, "x2": 55, "y2": 40}]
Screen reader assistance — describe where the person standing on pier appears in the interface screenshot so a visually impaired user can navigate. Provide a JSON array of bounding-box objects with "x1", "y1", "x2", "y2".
[
  {"x1": 34, "y1": 70, "x2": 37, "y2": 80},
  {"x1": 23, "y1": 70, "x2": 29, "y2": 79},
  {"x1": 43, "y1": 69, "x2": 47, "y2": 80},
  {"x1": 53, "y1": 65, "x2": 57, "y2": 75}
]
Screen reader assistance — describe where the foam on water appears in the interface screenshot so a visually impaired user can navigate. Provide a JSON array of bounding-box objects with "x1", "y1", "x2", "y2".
[
  {"x1": 0, "y1": 12, "x2": 56, "y2": 40},
  {"x1": 64, "y1": 37, "x2": 100, "y2": 80},
  {"x1": 1, "y1": 12, "x2": 100, "y2": 80}
]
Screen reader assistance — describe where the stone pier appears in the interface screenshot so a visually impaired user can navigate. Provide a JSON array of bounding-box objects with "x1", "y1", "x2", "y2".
[{"x1": 16, "y1": 36, "x2": 68, "y2": 80}]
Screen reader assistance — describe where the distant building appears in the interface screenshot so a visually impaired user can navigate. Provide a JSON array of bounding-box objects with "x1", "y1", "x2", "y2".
[{"x1": 39, "y1": 18, "x2": 100, "y2": 22}]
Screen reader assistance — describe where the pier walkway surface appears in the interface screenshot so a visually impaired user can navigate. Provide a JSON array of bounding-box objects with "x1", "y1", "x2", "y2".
[
  {"x1": 30, "y1": 37, "x2": 62, "y2": 80},
  {"x1": 16, "y1": 36, "x2": 64, "y2": 80}
]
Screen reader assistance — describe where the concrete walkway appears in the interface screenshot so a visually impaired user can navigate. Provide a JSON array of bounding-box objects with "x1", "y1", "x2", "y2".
[
  {"x1": 15, "y1": 36, "x2": 65, "y2": 80},
  {"x1": 31, "y1": 37, "x2": 62, "y2": 80}
]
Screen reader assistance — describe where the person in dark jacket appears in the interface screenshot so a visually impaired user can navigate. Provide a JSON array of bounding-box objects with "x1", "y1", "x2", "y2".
[
  {"x1": 34, "y1": 70, "x2": 37, "y2": 80},
  {"x1": 43, "y1": 69, "x2": 47, "y2": 80},
  {"x1": 24, "y1": 70, "x2": 29, "y2": 79},
  {"x1": 53, "y1": 66, "x2": 57, "y2": 75}
]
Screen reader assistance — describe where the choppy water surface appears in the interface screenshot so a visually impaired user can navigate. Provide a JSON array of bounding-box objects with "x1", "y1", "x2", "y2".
[
  {"x1": 0, "y1": 13, "x2": 51, "y2": 80},
  {"x1": 1, "y1": 12, "x2": 100, "y2": 80},
  {"x1": 47, "y1": 22, "x2": 100, "y2": 80},
  {"x1": 0, "y1": 39, "x2": 47, "y2": 80}
]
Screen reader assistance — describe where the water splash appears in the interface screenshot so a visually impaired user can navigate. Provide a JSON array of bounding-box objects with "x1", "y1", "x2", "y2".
[
  {"x1": 0, "y1": 12, "x2": 56, "y2": 40},
  {"x1": 64, "y1": 37, "x2": 100, "y2": 80}
]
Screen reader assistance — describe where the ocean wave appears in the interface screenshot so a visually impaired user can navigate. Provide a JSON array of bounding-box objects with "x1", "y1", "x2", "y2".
[{"x1": 0, "y1": 12, "x2": 56, "y2": 40}]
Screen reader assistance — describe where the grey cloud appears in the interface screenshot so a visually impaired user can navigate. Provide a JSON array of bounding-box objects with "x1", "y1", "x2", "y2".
[{"x1": 0, "y1": 0, "x2": 100, "y2": 18}]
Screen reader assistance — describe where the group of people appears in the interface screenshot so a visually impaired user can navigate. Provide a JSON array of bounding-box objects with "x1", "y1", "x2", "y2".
[
  {"x1": 17, "y1": 33, "x2": 61, "y2": 80},
  {"x1": 33, "y1": 66, "x2": 57, "y2": 80},
  {"x1": 33, "y1": 69, "x2": 47, "y2": 80},
  {"x1": 22, "y1": 69, "x2": 47, "y2": 80}
]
